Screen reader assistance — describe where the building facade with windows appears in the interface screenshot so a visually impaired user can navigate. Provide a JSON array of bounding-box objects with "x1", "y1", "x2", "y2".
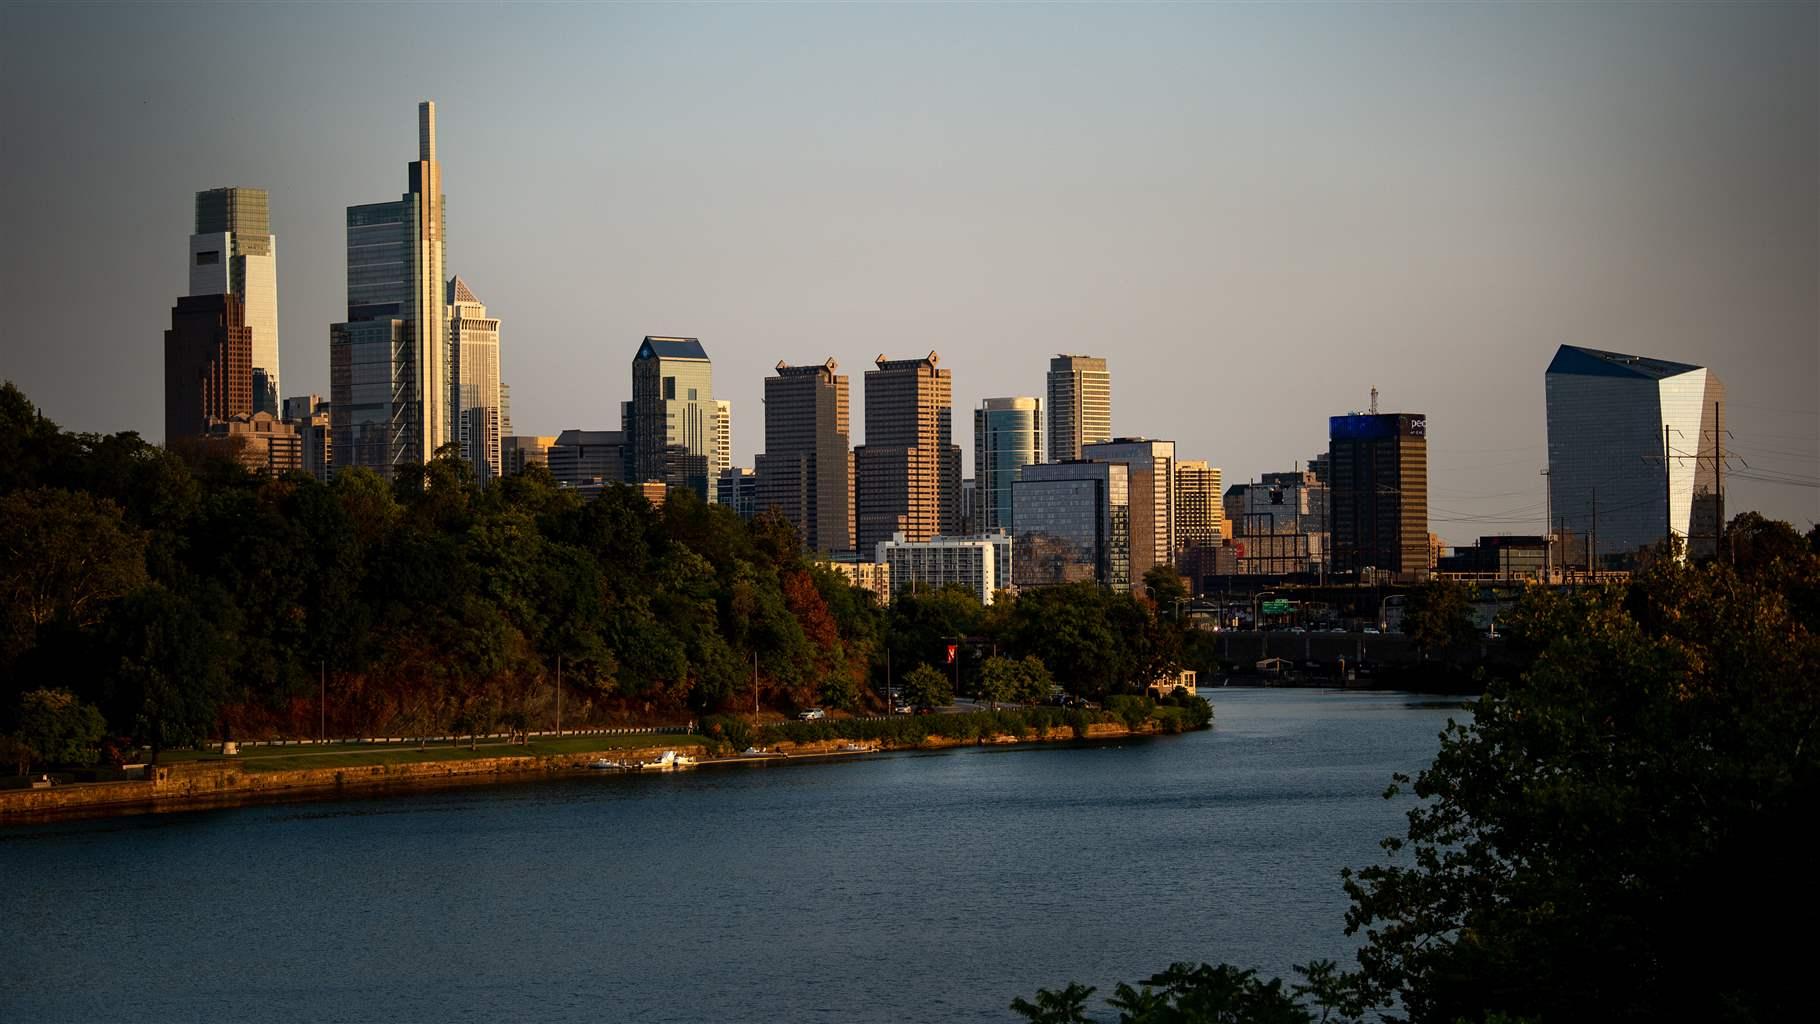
[
  {"x1": 854, "y1": 353, "x2": 961, "y2": 553},
  {"x1": 448, "y1": 276, "x2": 502, "y2": 485},
  {"x1": 1545, "y1": 345, "x2": 1724, "y2": 564},
  {"x1": 974, "y1": 396, "x2": 1042, "y2": 531},
  {"x1": 164, "y1": 293, "x2": 253, "y2": 443},
  {"x1": 1011, "y1": 461, "x2": 1130, "y2": 590},
  {"x1": 549, "y1": 429, "x2": 630, "y2": 496},
  {"x1": 631, "y1": 336, "x2": 717, "y2": 499},
  {"x1": 1046, "y1": 355, "x2": 1110, "y2": 462},
  {"x1": 756, "y1": 359, "x2": 853, "y2": 553},
  {"x1": 189, "y1": 187, "x2": 280, "y2": 415},
  {"x1": 1328, "y1": 412, "x2": 1429, "y2": 581},
  {"x1": 331, "y1": 101, "x2": 450, "y2": 479},
  {"x1": 1083, "y1": 438, "x2": 1176, "y2": 592},
  {"x1": 875, "y1": 532, "x2": 1012, "y2": 607}
]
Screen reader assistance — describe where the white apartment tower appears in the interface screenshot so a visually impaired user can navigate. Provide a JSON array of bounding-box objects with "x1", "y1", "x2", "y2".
[{"x1": 189, "y1": 187, "x2": 280, "y2": 414}]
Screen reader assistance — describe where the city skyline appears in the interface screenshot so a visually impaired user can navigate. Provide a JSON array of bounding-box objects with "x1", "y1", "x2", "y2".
[{"x1": 3, "y1": 3, "x2": 1815, "y2": 540}]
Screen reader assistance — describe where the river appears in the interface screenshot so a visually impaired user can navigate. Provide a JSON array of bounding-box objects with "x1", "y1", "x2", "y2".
[{"x1": 0, "y1": 688, "x2": 1465, "y2": 1023}]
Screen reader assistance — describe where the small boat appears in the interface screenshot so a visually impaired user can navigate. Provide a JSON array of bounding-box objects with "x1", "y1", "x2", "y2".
[
  {"x1": 638, "y1": 750, "x2": 698, "y2": 772},
  {"x1": 587, "y1": 758, "x2": 623, "y2": 771}
]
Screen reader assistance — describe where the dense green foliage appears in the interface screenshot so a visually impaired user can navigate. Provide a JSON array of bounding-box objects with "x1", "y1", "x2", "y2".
[
  {"x1": 1017, "y1": 518, "x2": 1820, "y2": 1023},
  {"x1": 0, "y1": 382, "x2": 1204, "y2": 766}
]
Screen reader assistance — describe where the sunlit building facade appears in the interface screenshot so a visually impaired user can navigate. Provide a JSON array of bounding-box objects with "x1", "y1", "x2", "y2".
[
  {"x1": 1012, "y1": 461, "x2": 1130, "y2": 590},
  {"x1": 331, "y1": 102, "x2": 450, "y2": 479},
  {"x1": 1046, "y1": 355, "x2": 1111, "y2": 462},
  {"x1": 974, "y1": 397, "x2": 1042, "y2": 531},
  {"x1": 1545, "y1": 345, "x2": 1724, "y2": 563},
  {"x1": 189, "y1": 187, "x2": 280, "y2": 415}
]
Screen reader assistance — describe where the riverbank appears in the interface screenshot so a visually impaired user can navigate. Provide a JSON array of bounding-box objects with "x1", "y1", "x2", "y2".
[{"x1": 0, "y1": 718, "x2": 1181, "y2": 824}]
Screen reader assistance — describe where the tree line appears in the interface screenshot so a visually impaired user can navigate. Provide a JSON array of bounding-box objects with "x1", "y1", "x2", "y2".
[{"x1": 0, "y1": 382, "x2": 1195, "y2": 769}]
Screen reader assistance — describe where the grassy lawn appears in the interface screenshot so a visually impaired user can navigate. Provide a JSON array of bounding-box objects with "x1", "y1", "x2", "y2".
[{"x1": 161, "y1": 734, "x2": 705, "y2": 772}]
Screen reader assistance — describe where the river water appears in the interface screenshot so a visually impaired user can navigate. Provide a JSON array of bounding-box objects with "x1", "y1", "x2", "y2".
[{"x1": 0, "y1": 688, "x2": 1464, "y2": 1023}]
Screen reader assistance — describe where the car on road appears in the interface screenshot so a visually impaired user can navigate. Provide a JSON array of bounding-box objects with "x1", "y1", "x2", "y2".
[
  {"x1": 1363, "y1": 626, "x2": 1381, "y2": 635},
  {"x1": 797, "y1": 708, "x2": 826, "y2": 721},
  {"x1": 893, "y1": 703, "x2": 913, "y2": 715}
]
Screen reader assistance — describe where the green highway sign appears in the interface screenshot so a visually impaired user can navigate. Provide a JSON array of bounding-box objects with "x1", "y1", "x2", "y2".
[{"x1": 1261, "y1": 599, "x2": 1293, "y2": 615}]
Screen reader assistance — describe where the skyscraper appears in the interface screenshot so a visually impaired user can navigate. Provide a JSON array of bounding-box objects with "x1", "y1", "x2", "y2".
[
  {"x1": 164, "y1": 294, "x2": 252, "y2": 442},
  {"x1": 189, "y1": 187, "x2": 279, "y2": 415},
  {"x1": 712, "y1": 399, "x2": 733, "y2": 487},
  {"x1": 448, "y1": 276, "x2": 502, "y2": 484},
  {"x1": 756, "y1": 359, "x2": 853, "y2": 553},
  {"x1": 1328, "y1": 412, "x2": 1429, "y2": 581},
  {"x1": 1046, "y1": 355, "x2": 1111, "y2": 462},
  {"x1": 1175, "y1": 460, "x2": 1225, "y2": 555},
  {"x1": 1012, "y1": 461, "x2": 1131, "y2": 590},
  {"x1": 1083, "y1": 438, "x2": 1177, "y2": 592},
  {"x1": 631, "y1": 336, "x2": 716, "y2": 498},
  {"x1": 974, "y1": 397, "x2": 1042, "y2": 530},
  {"x1": 853, "y1": 352, "x2": 961, "y2": 553},
  {"x1": 330, "y1": 101, "x2": 450, "y2": 478},
  {"x1": 1545, "y1": 345, "x2": 1725, "y2": 564}
]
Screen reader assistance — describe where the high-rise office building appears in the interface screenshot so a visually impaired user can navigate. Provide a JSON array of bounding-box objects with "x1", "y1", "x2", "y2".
[
  {"x1": 717, "y1": 467, "x2": 760, "y2": 520},
  {"x1": 1545, "y1": 345, "x2": 1725, "y2": 563},
  {"x1": 1224, "y1": 470, "x2": 1328, "y2": 576},
  {"x1": 756, "y1": 359, "x2": 853, "y2": 553},
  {"x1": 1083, "y1": 438, "x2": 1176, "y2": 592},
  {"x1": 283, "y1": 394, "x2": 332, "y2": 481},
  {"x1": 974, "y1": 397, "x2": 1042, "y2": 531},
  {"x1": 549, "y1": 429, "x2": 631, "y2": 496},
  {"x1": 1046, "y1": 355, "x2": 1111, "y2": 462},
  {"x1": 854, "y1": 353, "x2": 961, "y2": 553},
  {"x1": 503, "y1": 434, "x2": 557, "y2": 476},
  {"x1": 164, "y1": 294, "x2": 253, "y2": 443},
  {"x1": 330, "y1": 101, "x2": 450, "y2": 479},
  {"x1": 1328, "y1": 412, "x2": 1429, "y2": 581},
  {"x1": 189, "y1": 187, "x2": 280, "y2": 415},
  {"x1": 712, "y1": 399, "x2": 732, "y2": 486},
  {"x1": 631, "y1": 336, "x2": 716, "y2": 499},
  {"x1": 1012, "y1": 461, "x2": 1131, "y2": 590},
  {"x1": 1175, "y1": 460, "x2": 1225, "y2": 554},
  {"x1": 448, "y1": 276, "x2": 502, "y2": 485},
  {"x1": 201, "y1": 411, "x2": 302, "y2": 476}
]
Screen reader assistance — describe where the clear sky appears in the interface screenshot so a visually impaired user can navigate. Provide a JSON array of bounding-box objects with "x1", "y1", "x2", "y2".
[{"x1": 3, "y1": 2, "x2": 1814, "y2": 539}]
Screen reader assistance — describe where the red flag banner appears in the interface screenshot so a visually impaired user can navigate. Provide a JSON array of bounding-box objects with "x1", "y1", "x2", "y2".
[{"x1": 945, "y1": 645, "x2": 957, "y2": 664}]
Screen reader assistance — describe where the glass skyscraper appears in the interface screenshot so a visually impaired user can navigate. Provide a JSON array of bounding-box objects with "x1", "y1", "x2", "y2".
[
  {"x1": 449, "y1": 276, "x2": 501, "y2": 484},
  {"x1": 1046, "y1": 355, "x2": 1111, "y2": 462},
  {"x1": 1545, "y1": 345, "x2": 1724, "y2": 564},
  {"x1": 631, "y1": 336, "x2": 717, "y2": 499},
  {"x1": 331, "y1": 101, "x2": 449, "y2": 478},
  {"x1": 189, "y1": 187, "x2": 279, "y2": 415},
  {"x1": 1012, "y1": 461, "x2": 1130, "y2": 590},
  {"x1": 974, "y1": 397, "x2": 1042, "y2": 531},
  {"x1": 1083, "y1": 437, "x2": 1177, "y2": 592}
]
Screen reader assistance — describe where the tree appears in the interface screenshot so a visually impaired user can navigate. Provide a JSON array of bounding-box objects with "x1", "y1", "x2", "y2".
[
  {"x1": 1143, "y1": 564, "x2": 1190, "y2": 614},
  {"x1": 900, "y1": 663, "x2": 952, "y2": 710},
  {"x1": 0, "y1": 488, "x2": 147, "y2": 658},
  {"x1": 980, "y1": 654, "x2": 1057, "y2": 707},
  {"x1": 1398, "y1": 578, "x2": 1476, "y2": 655},
  {"x1": 1017, "y1": 962, "x2": 1342, "y2": 1024},
  {"x1": 1342, "y1": 553, "x2": 1820, "y2": 1023},
  {"x1": 10, "y1": 688, "x2": 106, "y2": 773}
]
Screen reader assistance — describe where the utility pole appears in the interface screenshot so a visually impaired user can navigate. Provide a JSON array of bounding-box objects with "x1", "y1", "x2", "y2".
[
  {"x1": 1664, "y1": 423, "x2": 1674, "y2": 550},
  {"x1": 1591, "y1": 487, "x2": 1599, "y2": 579},
  {"x1": 320, "y1": 660, "x2": 326, "y2": 743},
  {"x1": 1540, "y1": 467, "x2": 1552, "y2": 583},
  {"x1": 556, "y1": 654, "x2": 562, "y2": 738},
  {"x1": 1714, "y1": 399, "x2": 1726, "y2": 562},
  {"x1": 752, "y1": 649, "x2": 759, "y2": 726}
]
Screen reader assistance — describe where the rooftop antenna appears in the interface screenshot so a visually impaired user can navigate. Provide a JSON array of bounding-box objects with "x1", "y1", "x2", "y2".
[{"x1": 1369, "y1": 387, "x2": 1379, "y2": 415}]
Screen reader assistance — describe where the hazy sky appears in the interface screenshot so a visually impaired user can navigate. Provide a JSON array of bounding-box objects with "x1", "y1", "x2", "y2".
[{"x1": 3, "y1": 2, "x2": 1815, "y2": 540}]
